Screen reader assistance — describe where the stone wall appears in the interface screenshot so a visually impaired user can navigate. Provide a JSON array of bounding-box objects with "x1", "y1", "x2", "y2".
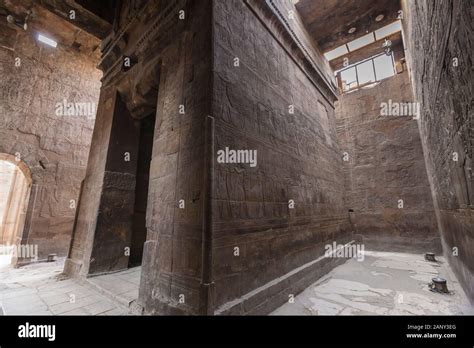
[
  {"x1": 66, "y1": 0, "x2": 352, "y2": 316},
  {"x1": 63, "y1": 0, "x2": 214, "y2": 316},
  {"x1": 335, "y1": 72, "x2": 440, "y2": 252},
  {"x1": 401, "y1": 0, "x2": 473, "y2": 302},
  {"x1": 139, "y1": 0, "x2": 213, "y2": 314},
  {"x1": 0, "y1": 19, "x2": 101, "y2": 258},
  {"x1": 211, "y1": 0, "x2": 352, "y2": 314}
]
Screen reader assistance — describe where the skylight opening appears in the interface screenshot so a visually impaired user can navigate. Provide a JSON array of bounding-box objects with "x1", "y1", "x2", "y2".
[
  {"x1": 346, "y1": 33, "x2": 375, "y2": 51},
  {"x1": 324, "y1": 21, "x2": 402, "y2": 62},
  {"x1": 37, "y1": 33, "x2": 58, "y2": 48},
  {"x1": 324, "y1": 45, "x2": 349, "y2": 61},
  {"x1": 374, "y1": 21, "x2": 402, "y2": 41}
]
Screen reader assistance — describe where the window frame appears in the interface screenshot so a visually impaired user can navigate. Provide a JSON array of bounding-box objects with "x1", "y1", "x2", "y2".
[{"x1": 336, "y1": 52, "x2": 395, "y2": 93}]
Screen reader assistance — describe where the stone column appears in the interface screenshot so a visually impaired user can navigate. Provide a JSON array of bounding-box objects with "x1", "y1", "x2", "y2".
[{"x1": 64, "y1": 89, "x2": 120, "y2": 277}]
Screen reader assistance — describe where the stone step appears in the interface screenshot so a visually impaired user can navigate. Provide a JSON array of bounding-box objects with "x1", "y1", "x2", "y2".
[{"x1": 82, "y1": 278, "x2": 132, "y2": 313}]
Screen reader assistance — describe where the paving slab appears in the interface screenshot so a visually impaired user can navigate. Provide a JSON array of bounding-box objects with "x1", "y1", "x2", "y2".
[{"x1": 272, "y1": 251, "x2": 474, "y2": 315}]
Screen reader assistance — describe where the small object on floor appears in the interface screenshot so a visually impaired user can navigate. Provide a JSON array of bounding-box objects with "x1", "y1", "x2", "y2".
[
  {"x1": 429, "y1": 277, "x2": 450, "y2": 294},
  {"x1": 424, "y1": 252, "x2": 437, "y2": 262},
  {"x1": 129, "y1": 300, "x2": 144, "y2": 315},
  {"x1": 47, "y1": 254, "x2": 57, "y2": 262}
]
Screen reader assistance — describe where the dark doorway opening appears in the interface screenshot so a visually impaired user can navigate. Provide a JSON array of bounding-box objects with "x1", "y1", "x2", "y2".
[
  {"x1": 129, "y1": 112, "x2": 156, "y2": 268},
  {"x1": 86, "y1": 92, "x2": 158, "y2": 274}
]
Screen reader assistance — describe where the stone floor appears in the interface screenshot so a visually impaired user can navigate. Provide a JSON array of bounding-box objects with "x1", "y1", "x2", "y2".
[
  {"x1": 272, "y1": 251, "x2": 474, "y2": 315},
  {"x1": 0, "y1": 258, "x2": 139, "y2": 315},
  {"x1": 87, "y1": 267, "x2": 141, "y2": 307},
  {"x1": 1, "y1": 252, "x2": 472, "y2": 315}
]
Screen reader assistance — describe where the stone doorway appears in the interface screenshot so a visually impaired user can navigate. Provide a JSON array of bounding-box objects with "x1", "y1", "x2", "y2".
[
  {"x1": 0, "y1": 154, "x2": 32, "y2": 266},
  {"x1": 87, "y1": 93, "x2": 158, "y2": 275}
]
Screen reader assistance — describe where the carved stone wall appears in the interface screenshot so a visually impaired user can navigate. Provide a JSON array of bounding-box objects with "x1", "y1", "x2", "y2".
[
  {"x1": 336, "y1": 72, "x2": 440, "y2": 252},
  {"x1": 65, "y1": 0, "x2": 353, "y2": 315},
  {"x1": 211, "y1": 0, "x2": 352, "y2": 315},
  {"x1": 401, "y1": 0, "x2": 474, "y2": 302},
  {"x1": 0, "y1": 16, "x2": 101, "y2": 258},
  {"x1": 64, "y1": 0, "x2": 213, "y2": 316}
]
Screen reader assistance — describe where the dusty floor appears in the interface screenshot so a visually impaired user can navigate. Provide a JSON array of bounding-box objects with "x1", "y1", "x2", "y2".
[
  {"x1": 87, "y1": 267, "x2": 140, "y2": 307},
  {"x1": 0, "y1": 258, "x2": 139, "y2": 315},
  {"x1": 1, "y1": 252, "x2": 472, "y2": 315},
  {"x1": 273, "y1": 251, "x2": 473, "y2": 315}
]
